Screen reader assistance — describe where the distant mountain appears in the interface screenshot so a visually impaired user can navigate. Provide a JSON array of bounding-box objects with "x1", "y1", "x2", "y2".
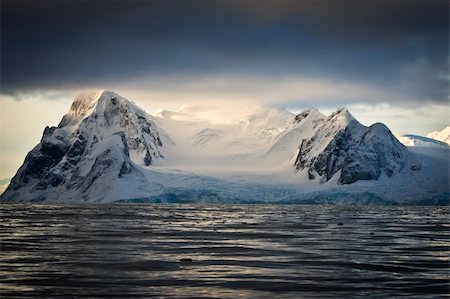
[
  {"x1": 398, "y1": 134, "x2": 449, "y2": 149},
  {"x1": 427, "y1": 126, "x2": 450, "y2": 146},
  {"x1": 1, "y1": 90, "x2": 447, "y2": 204}
]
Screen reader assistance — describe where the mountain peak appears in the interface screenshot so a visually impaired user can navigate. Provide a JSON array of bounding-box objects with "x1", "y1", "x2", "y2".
[
  {"x1": 69, "y1": 90, "x2": 125, "y2": 112},
  {"x1": 327, "y1": 107, "x2": 356, "y2": 126},
  {"x1": 57, "y1": 91, "x2": 102, "y2": 128},
  {"x1": 68, "y1": 90, "x2": 103, "y2": 115},
  {"x1": 294, "y1": 108, "x2": 324, "y2": 123},
  {"x1": 59, "y1": 90, "x2": 138, "y2": 128},
  {"x1": 334, "y1": 107, "x2": 350, "y2": 116},
  {"x1": 99, "y1": 90, "x2": 120, "y2": 98}
]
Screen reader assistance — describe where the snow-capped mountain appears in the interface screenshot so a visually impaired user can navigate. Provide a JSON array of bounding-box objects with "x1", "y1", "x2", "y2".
[
  {"x1": 292, "y1": 108, "x2": 420, "y2": 184},
  {"x1": 427, "y1": 126, "x2": 450, "y2": 146},
  {"x1": 2, "y1": 91, "x2": 168, "y2": 202},
  {"x1": 1, "y1": 91, "x2": 447, "y2": 204},
  {"x1": 398, "y1": 134, "x2": 449, "y2": 149}
]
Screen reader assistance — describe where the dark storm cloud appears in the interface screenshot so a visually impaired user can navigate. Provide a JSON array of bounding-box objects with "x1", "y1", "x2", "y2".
[{"x1": 1, "y1": 0, "x2": 448, "y2": 104}]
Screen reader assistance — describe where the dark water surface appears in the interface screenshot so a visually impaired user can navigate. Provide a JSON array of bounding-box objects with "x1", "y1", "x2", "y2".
[{"x1": 1, "y1": 204, "x2": 449, "y2": 298}]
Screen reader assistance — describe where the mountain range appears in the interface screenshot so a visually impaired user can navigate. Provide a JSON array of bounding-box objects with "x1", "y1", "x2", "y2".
[{"x1": 1, "y1": 91, "x2": 448, "y2": 204}]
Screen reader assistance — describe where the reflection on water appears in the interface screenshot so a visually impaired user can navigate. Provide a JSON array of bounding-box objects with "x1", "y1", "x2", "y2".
[{"x1": 0, "y1": 204, "x2": 449, "y2": 298}]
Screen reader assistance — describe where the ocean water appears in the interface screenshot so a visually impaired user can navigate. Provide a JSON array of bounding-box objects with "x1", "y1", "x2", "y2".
[{"x1": 0, "y1": 204, "x2": 449, "y2": 298}]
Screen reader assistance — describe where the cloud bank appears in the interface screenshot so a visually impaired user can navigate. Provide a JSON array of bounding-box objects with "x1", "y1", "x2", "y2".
[{"x1": 1, "y1": 0, "x2": 448, "y2": 107}]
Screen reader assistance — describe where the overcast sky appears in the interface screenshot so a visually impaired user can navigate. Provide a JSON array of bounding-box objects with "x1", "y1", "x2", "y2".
[{"x1": 0, "y1": 0, "x2": 449, "y2": 178}]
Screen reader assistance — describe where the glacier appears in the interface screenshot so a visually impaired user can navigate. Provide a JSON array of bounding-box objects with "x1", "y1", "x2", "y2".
[{"x1": 1, "y1": 90, "x2": 448, "y2": 204}]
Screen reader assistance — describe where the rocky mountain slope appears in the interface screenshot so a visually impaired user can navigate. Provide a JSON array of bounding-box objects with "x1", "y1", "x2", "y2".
[
  {"x1": 1, "y1": 91, "x2": 167, "y2": 202},
  {"x1": 292, "y1": 108, "x2": 421, "y2": 184}
]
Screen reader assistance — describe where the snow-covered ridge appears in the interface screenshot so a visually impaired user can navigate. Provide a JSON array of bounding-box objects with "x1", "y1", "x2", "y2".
[
  {"x1": 398, "y1": 134, "x2": 449, "y2": 149},
  {"x1": 397, "y1": 126, "x2": 450, "y2": 149},
  {"x1": 427, "y1": 126, "x2": 450, "y2": 146},
  {"x1": 1, "y1": 90, "x2": 447, "y2": 204}
]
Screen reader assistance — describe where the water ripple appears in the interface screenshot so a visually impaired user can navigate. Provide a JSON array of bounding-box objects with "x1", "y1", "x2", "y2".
[{"x1": 1, "y1": 204, "x2": 449, "y2": 298}]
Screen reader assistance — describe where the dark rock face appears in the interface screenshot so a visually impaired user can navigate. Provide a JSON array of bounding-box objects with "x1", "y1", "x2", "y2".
[
  {"x1": 294, "y1": 120, "x2": 417, "y2": 185},
  {"x1": 78, "y1": 148, "x2": 117, "y2": 193},
  {"x1": 33, "y1": 172, "x2": 65, "y2": 191},
  {"x1": 113, "y1": 131, "x2": 130, "y2": 157},
  {"x1": 294, "y1": 110, "x2": 311, "y2": 123},
  {"x1": 41, "y1": 139, "x2": 69, "y2": 159},
  {"x1": 6, "y1": 137, "x2": 69, "y2": 193},
  {"x1": 340, "y1": 151, "x2": 381, "y2": 184},
  {"x1": 24, "y1": 151, "x2": 60, "y2": 179},
  {"x1": 130, "y1": 112, "x2": 164, "y2": 162},
  {"x1": 119, "y1": 161, "x2": 132, "y2": 177},
  {"x1": 6, "y1": 127, "x2": 71, "y2": 192},
  {"x1": 144, "y1": 150, "x2": 153, "y2": 166},
  {"x1": 66, "y1": 133, "x2": 88, "y2": 165}
]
